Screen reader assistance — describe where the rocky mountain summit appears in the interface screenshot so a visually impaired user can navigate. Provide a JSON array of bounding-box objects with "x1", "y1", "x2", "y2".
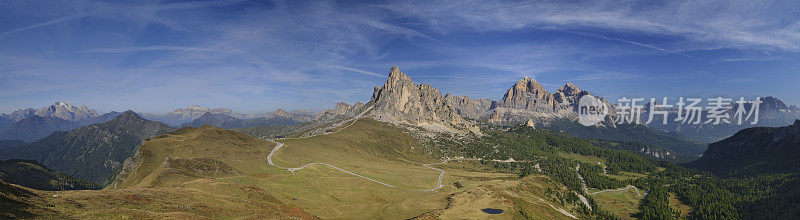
[
  {"x1": 315, "y1": 102, "x2": 365, "y2": 122},
  {"x1": 495, "y1": 76, "x2": 556, "y2": 113},
  {"x1": 479, "y1": 77, "x2": 611, "y2": 124},
  {"x1": 34, "y1": 102, "x2": 99, "y2": 121},
  {"x1": 3, "y1": 101, "x2": 100, "y2": 122},
  {"x1": 0, "y1": 103, "x2": 124, "y2": 142},
  {"x1": 366, "y1": 66, "x2": 480, "y2": 134}
]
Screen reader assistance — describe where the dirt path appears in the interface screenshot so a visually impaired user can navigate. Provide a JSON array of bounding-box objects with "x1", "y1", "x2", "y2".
[
  {"x1": 576, "y1": 164, "x2": 647, "y2": 197},
  {"x1": 266, "y1": 106, "x2": 535, "y2": 192},
  {"x1": 266, "y1": 106, "x2": 453, "y2": 191}
]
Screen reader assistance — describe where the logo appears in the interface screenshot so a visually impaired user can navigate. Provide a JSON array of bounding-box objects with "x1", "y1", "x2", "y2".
[{"x1": 578, "y1": 95, "x2": 608, "y2": 126}]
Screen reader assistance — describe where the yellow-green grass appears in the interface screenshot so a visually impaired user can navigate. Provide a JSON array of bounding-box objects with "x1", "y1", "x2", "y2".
[
  {"x1": 560, "y1": 152, "x2": 605, "y2": 164},
  {"x1": 9, "y1": 119, "x2": 589, "y2": 219},
  {"x1": 32, "y1": 125, "x2": 319, "y2": 219},
  {"x1": 113, "y1": 125, "x2": 277, "y2": 189},
  {"x1": 42, "y1": 179, "x2": 316, "y2": 219},
  {"x1": 606, "y1": 171, "x2": 647, "y2": 181},
  {"x1": 669, "y1": 193, "x2": 692, "y2": 218},
  {"x1": 274, "y1": 119, "x2": 441, "y2": 190},
  {"x1": 411, "y1": 168, "x2": 579, "y2": 220},
  {"x1": 219, "y1": 157, "x2": 575, "y2": 219},
  {"x1": 592, "y1": 188, "x2": 643, "y2": 219},
  {"x1": 265, "y1": 119, "x2": 585, "y2": 219},
  {"x1": 221, "y1": 168, "x2": 447, "y2": 219}
]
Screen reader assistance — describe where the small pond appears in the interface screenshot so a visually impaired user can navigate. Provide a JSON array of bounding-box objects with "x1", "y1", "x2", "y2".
[{"x1": 481, "y1": 208, "x2": 504, "y2": 214}]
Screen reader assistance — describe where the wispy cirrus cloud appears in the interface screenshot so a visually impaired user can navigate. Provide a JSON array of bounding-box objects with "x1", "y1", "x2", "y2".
[
  {"x1": 2, "y1": 0, "x2": 799, "y2": 113},
  {"x1": 0, "y1": 0, "x2": 246, "y2": 39},
  {"x1": 380, "y1": 0, "x2": 800, "y2": 51},
  {"x1": 83, "y1": 46, "x2": 214, "y2": 53},
  {"x1": 324, "y1": 65, "x2": 385, "y2": 77}
]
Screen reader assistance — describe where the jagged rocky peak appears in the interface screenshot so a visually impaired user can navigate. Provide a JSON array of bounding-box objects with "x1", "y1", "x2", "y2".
[
  {"x1": 34, "y1": 101, "x2": 100, "y2": 121},
  {"x1": 314, "y1": 101, "x2": 365, "y2": 122},
  {"x1": 503, "y1": 76, "x2": 552, "y2": 104},
  {"x1": 368, "y1": 66, "x2": 480, "y2": 134},
  {"x1": 485, "y1": 78, "x2": 614, "y2": 124},
  {"x1": 553, "y1": 83, "x2": 587, "y2": 105},
  {"x1": 375, "y1": 66, "x2": 417, "y2": 101},
  {"x1": 494, "y1": 76, "x2": 555, "y2": 113},
  {"x1": 557, "y1": 83, "x2": 581, "y2": 95},
  {"x1": 760, "y1": 96, "x2": 789, "y2": 111}
]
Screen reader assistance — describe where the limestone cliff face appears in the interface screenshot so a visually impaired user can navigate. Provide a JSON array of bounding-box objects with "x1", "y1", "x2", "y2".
[
  {"x1": 496, "y1": 77, "x2": 555, "y2": 113},
  {"x1": 445, "y1": 94, "x2": 492, "y2": 120},
  {"x1": 314, "y1": 102, "x2": 364, "y2": 122},
  {"x1": 485, "y1": 78, "x2": 611, "y2": 124},
  {"x1": 367, "y1": 66, "x2": 479, "y2": 134}
]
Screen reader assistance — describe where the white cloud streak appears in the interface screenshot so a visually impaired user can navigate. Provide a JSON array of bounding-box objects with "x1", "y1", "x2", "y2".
[
  {"x1": 3, "y1": 0, "x2": 799, "y2": 112},
  {"x1": 83, "y1": 46, "x2": 214, "y2": 53},
  {"x1": 325, "y1": 65, "x2": 385, "y2": 77}
]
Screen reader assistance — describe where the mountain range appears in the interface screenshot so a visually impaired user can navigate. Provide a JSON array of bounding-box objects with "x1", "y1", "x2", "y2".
[
  {"x1": 141, "y1": 105, "x2": 315, "y2": 127},
  {"x1": 180, "y1": 111, "x2": 304, "y2": 129},
  {"x1": 1, "y1": 101, "x2": 100, "y2": 122},
  {"x1": 1, "y1": 65, "x2": 799, "y2": 219},
  {"x1": 4, "y1": 67, "x2": 796, "y2": 160},
  {"x1": 0, "y1": 103, "x2": 124, "y2": 142},
  {"x1": 0, "y1": 102, "x2": 316, "y2": 143},
  {"x1": 0, "y1": 111, "x2": 173, "y2": 185},
  {"x1": 303, "y1": 67, "x2": 764, "y2": 158}
]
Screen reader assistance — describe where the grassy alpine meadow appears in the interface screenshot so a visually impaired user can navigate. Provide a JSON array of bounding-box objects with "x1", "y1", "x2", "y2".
[{"x1": 1, "y1": 119, "x2": 583, "y2": 219}]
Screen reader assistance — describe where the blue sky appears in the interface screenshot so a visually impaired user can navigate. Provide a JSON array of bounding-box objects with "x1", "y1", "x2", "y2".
[{"x1": 1, "y1": 0, "x2": 799, "y2": 114}]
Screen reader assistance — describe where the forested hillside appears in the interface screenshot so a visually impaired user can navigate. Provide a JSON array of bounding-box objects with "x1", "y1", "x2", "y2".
[{"x1": 0, "y1": 111, "x2": 172, "y2": 185}]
